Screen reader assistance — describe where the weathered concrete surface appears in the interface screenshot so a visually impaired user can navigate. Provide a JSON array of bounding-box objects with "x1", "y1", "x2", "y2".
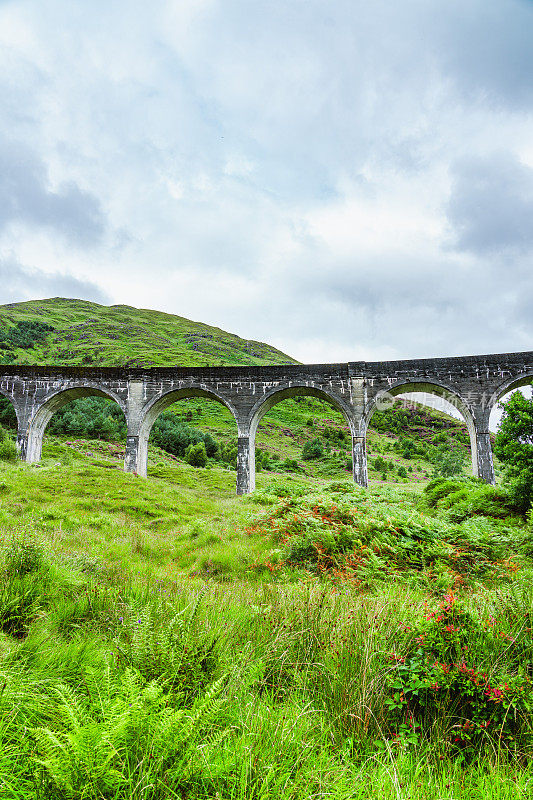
[{"x1": 0, "y1": 350, "x2": 531, "y2": 493}]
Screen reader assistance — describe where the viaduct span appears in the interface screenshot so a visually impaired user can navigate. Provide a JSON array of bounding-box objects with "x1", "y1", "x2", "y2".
[{"x1": 1, "y1": 350, "x2": 532, "y2": 494}]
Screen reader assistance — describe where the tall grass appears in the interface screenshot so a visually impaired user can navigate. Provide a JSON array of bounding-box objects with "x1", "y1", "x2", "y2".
[{"x1": 0, "y1": 467, "x2": 531, "y2": 797}]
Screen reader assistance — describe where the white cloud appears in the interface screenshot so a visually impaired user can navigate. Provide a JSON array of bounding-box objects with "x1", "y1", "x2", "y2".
[{"x1": 0, "y1": 0, "x2": 531, "y2": 362}]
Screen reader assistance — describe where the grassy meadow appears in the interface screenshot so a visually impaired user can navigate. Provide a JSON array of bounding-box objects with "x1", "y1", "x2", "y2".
[
  {"x1": 0, "y1": 297, "x2": 530, "y2": 798},
  {"x1": 0, "y1": 432, "x2": 531, "y2": 799}
]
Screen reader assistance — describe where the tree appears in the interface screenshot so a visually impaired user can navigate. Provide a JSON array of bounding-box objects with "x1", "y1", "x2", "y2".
[
  {"x1": 184, "y1": 442, "x2": 208, "y2": 468},
  {"x1": 494, "y1": 388, "x2": 533, "y2": 513},
  {"x1": 302, "y1": 438, "x2": 324, "y2": 460},
  {"x1": 430, "y1": 446, "x2": 465, "y2": 479}
]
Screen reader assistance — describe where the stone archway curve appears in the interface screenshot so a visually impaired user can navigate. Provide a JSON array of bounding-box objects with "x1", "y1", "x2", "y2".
[
  {"x1": 246, "y1": 382, "x2": 356, "y2": 439},
  {"x1": 25, "y1": 383, "x2": 127, "y2": 463},
  {"x1": 0, "y1": 386, "x2": 23, "y2": 428},
  {"x1": 488, "y1": 372, "x2": 533, "y2": 416},
  {"x1": 134, "y1": 385, "x2": 240, "y2": 478},
  {"x1": 364, "y1": 379, "x2": 479, "y2": 476},
  {"x1": 239, "y1": 381, "x2": 358, "y2": 494}
]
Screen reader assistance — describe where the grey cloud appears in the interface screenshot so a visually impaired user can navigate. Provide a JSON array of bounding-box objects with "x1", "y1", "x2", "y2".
[
  {"x1": 0, "y1": 255, "x2": 110, "y2": 304},
  {"x1": 434, "y1": 0, "x2": 533, "y2": 110},
  {"x1": 272, "y1": 244, "x2": 533, "y2": 359},
  {"x1": 446, "y1": 153, "x2": 533, "y2": 254},
  {"x1": 0, "y1": 138, "x2": 106, "y2": 246},
  {"x1": 0, "y1": 0, "x2": 531, "y2": 365}
]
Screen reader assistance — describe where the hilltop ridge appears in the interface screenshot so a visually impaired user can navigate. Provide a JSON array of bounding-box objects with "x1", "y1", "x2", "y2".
[{"x1": 0, "y1": 297, "x2": 298, "y2": 368}]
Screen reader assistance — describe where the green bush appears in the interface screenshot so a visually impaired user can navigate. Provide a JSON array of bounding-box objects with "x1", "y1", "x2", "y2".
[
  {"x1": 48, "y1": 397, "x2": 126, "y2": 441},
  {"x1": 494, "y1": 388, "x2": 533, "y2": 514},
  {"x1": 256, "y1": 448, "x2": 273, "y2": 472},
  {"x1": 430, "y1": 445, "x2": 466, "y2": 478},
  {"x1": 383, "y1": 594, "x2": 533, "y2": 755},
  {"x1": 0, "y1": 397, "x2": 17, "y2": 429},
  {"x1": 220, "y1": 441, "x2": 237, "y2": 469},
  {"x1": 302, "y1": 438, "x2": 324, "y2": 460},
  {"x1": 0, "y1": 434, "x2": 17, "y2": 462},
  {"x1": 373, "y1": 456, "x2": 387, "y2": 472},
  {"x1": 150, "y1": 412, "x2": 219, "y2": 460},
  {"x1": 424, "y1": 477, "x2": 466, "y2": 507},
  {"x1": 0, "y1": 319, "x2": 54, "y2": 350},
  {"x1": 424, "y1": 478, "x2": 515, "y2": 521},
  {"x1": 185, "y1": 442, "x2": 208, "y2": 468}
]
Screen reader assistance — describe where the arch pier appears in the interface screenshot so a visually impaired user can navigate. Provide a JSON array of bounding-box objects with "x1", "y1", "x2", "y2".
[{"x1": 0, "y1": 351, "x2": 530, "y2": 494}]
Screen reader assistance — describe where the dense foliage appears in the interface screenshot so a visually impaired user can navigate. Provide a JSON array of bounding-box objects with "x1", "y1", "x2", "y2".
[
  {"x1": 494, "y1": 388, "x2": 533, "y2": 513},
  {"x1": 247, "y1": 478, "x2": 531, "y2": 589},
  {"x1": 150, "y1": 411, "x2": 219, "y2": 460},
  {"x1": 48, "y1": 397, "x2": 127, "y2": 441},
  {"x1": 0, "y1": 320, "x2": 54, "y2": 357}
]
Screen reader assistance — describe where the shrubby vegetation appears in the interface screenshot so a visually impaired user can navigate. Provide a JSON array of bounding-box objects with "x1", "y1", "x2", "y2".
[
  {"x1": 495, "y1": 388, "x2": 533, "y2": 514},
  {"x1": 48, "y1": 397, "x2": 127, "y2": 441},
  {"x1": 0, "y1": 424, "x2": 16, "y2": 462},
  {"x1": 150, "y1": 411, "x2": 219, "y2": 460},
  {"x1": 0, "y1": 320, "x2": 54, "y2": 361},
  {"x1": 247, "y1": 478, "x2": 532, "y2": 588}
]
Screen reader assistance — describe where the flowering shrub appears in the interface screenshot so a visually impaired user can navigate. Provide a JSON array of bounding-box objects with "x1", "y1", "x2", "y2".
[
  {"x1": 384, "y1": 593, "x2": 533, "y2": 755},
  {"x1": 247, "y1": 485, "x2": 528, "y2": 588}
]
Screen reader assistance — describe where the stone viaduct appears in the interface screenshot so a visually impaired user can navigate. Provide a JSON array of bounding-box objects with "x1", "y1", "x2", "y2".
[{"x1": 0, "y1": 350, "x2": 531, "y2": 494}]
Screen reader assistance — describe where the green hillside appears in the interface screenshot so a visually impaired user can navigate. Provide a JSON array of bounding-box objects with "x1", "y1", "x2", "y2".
[{"x1": 0, "y1": 297, "x2": 297, "y2": 367}]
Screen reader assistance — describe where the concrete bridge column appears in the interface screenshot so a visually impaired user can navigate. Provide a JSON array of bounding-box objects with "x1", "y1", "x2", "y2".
[
  {"x1": 349, "y1": 377, "x2": 368, "y2": 489},
  {"x1": 471, "y1": 406, "x2": 495, "y2": 484},
  {"x1": 124, "y1": 380, "x2": 146, "y2": 476},
  {"x1": 15, "y1": 408, "x2": 30, "y2": 461},
  {"x1": 236, "y1": 434, "x2": 255, "y2": 495},
  {"x1": 25, "y1": 417, "x2": 46, "y2": 464},
  {"x1": 352, "y1": 435, "x2": 368, "y2": 488},
  {"x1": 124, "y1": 435, "x2": 142, "y2": 474},
  {"x1": 17, "y1": 429, "x2": 29, "y2": 460},
  {"x1": 473, "y1": 428, "x2": 496, "y2": 484}
]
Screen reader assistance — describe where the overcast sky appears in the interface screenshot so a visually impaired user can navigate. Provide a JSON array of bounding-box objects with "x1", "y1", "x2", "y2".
[{"x1": 0, "y1": 0, "x2": 532, "y2": 363}]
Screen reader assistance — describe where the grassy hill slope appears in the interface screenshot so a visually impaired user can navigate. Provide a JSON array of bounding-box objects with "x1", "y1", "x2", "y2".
[{"x1": 0, "y1": 297, "x2": 297, "y2": 367}]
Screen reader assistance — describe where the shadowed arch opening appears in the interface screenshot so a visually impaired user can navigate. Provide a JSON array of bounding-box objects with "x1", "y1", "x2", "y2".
[
  {"x1": 26, "y1": 385, "x2": 126, "y2": 464},
  {"x1": 245, "y1": 384, "x2": 355, "y2": 490},
  {"x1": 365, "y1": 381, "x2": 478, "y2": 480},
  {"x1": 134, "y1": 387, "x2": 239, "y2": 480}
]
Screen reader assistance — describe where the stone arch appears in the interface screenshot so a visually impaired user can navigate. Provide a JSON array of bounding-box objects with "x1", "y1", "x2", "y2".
[
  {"x1": 489, "y1": 372, "x2": 533, "y2": 415},
  {"x1": 133, "y1": 386, "x2": 239, "y2": 479},
  {"x1": 25, "y1": 383, "x2": 126, "y2": 464},
  {"x1": 247, "y1": 383, "x2": 356, "y2": 438},
  {"x1": 364, "y1": 380, "x2": 480, "y2": 477},
  {"x1": 243, "y1": 382, "x2": 356, "y2": 492}
]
